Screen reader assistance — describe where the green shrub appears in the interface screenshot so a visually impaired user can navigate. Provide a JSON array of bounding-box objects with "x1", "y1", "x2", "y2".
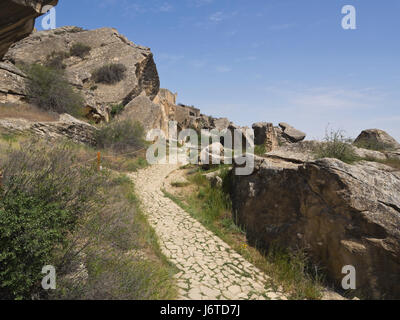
[
  {"x1": 0, "y1": 139, "x2": 176, "y2": 300},
  {"x1": 70, "y1": 43, "x2": 91, "y2": 59},
  {"x1": 0, "y1": 140, "x2": 105, "y2": 299},
  {"x1": 110, "y1": 103, "x2": 125, "y2": 118},
  {"x1": 92, "y1": 63, "x2": 127, "y2": 84},
  {"x1": 45, "y1": 51, "x2": 70, "y2": 70},
  {"x1": 24, "y1": 64, "x2": 84, "y2": 116},
  {"x1": 95, "y1": 119, "x2": 146, "y2": 155},
  {"x1": 314, "y1": 129, "x2": 359, "y2": 164}
]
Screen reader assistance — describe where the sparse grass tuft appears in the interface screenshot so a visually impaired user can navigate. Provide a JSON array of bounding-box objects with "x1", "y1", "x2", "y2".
[
  {"x1": 254, "y1": 144, "x2": 266, "y2": 156},
  {"x1": 314, "y1": 128, "x2": 359, "y2": 164},
  {"x1": 110, "y1": 103, "x2": 125, "y2": 118},
  {"x1": 45, "y1": 51, "x2": 70, "y2": 70},
  {"x1": 171, "y1": 181, "x2": 191, "y2": 188},
  {"x1": 69, "y1": 43, "x2": 91, "y2": 59}
]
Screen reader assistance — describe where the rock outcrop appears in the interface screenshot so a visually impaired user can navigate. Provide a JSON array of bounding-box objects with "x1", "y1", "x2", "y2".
[
  {"x1": 0, "y1": 113, "x2": 96, "y2": 145},
  {"x1": 278, "y1": 122, "x2": 306, "y2": 143},
  {"x1": 118, "y1": 94, "x2": 165, "y2": 134},
  {"x1": 354, "y1": 129, "x2": 400, "y2": 151},
  {"x1": 0, "y1": 0, "x2": 58, "y2": 59},
  {"x1": 253, "y1": 122, "x2": 306, "y2": 148},
  {"x1": 231, "y1": 154, "x2": 400, "y2": 299},
  {"x1": 2, "y1": 26, "x2": 160, "y2": 121}
]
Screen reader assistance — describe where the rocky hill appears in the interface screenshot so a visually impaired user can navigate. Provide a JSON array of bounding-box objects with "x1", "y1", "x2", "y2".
[{"x1": 1, "y1": 18, "x2": 399, "y2": 300}]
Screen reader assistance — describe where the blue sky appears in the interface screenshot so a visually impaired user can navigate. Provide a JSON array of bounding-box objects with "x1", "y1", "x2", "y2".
[{"x1": 36, "y1": 0, "x2": 400, "y2": 140}]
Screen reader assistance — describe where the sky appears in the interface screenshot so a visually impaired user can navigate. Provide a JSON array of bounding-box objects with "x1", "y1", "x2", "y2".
[{"x1": 36, "y1": 0, "x2": 400, "y2": 141}]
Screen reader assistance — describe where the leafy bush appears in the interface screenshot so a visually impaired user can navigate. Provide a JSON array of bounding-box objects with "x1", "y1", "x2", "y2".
[
  {"x1": 92, "y1": 63, "x2": 127, "y2": 84},
  {"x1": 24, "y1": 64, "x2": 84, "y2": 116},
  {"x1": 0, "y1": 140, "x2": 104, "y2": 299},
  {"x1": 70, "y1": 43, "x2": 91, "y2": 58},
  {"x1": 0, "y1": 139, "x2": 176, "y2": 300},
  {"x1": 95, "y1": 119, "x2": 146, "y2": 155},
  {"x1": 45, "y1": 51, "x2": 70, "y2": 70},
  {"x1": 314, "y1": 129, "x2": 359, "y2": 164}
]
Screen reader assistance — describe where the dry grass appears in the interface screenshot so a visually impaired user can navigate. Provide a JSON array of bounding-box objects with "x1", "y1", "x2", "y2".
[
  {"x1": 0, "y1": 136, "x2": 177, "y2": 300},
  {"x1": 0, "y1": 103, "x2": 59, "y2": 122}
]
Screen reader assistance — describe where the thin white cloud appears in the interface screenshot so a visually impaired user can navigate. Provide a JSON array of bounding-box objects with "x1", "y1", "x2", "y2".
[{"x1": 216, "y1": 66, "x2": 232, "y2": 73}]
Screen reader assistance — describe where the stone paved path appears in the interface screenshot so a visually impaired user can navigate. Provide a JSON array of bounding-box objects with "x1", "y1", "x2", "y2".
[{"x1": 130, "y1": 163, "x2": 287, "y2": 300}]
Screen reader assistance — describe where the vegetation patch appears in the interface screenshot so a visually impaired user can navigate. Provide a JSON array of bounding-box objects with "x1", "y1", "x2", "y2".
[
  {"x1": 0, "y1": 138, "x2": 176, "y2": 300},
  {"x1": 92, "y1": 63, "x2": 127, "y2": 84},
  {"x1": 24, "y1": 64, "x2": 84, "y2": 116},
  {"x1": 69, "y1": 43, "x2": 91, "y2": 59},
  {"x1": 254, "y1": 144, "x2": 266, "y2": 156},
  {"x1": 95, "y1": 118, "x2": 146, "y2": 155},
  {"x1": 45, "y1": 51, "x2": 70, "y2": 70},
  {"x1": 110, "y1": 103, "x2": 125, "y2": 118},
  {"x1": 314, "y1": 129, "x2": 359, "y2": 164}
]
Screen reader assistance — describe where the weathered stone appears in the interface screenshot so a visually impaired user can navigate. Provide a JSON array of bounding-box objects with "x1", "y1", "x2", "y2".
[
  {"x1": 118, "y1": 94, "x2": 165, "y2": 134},
  {"x1": 354, "y1": 129, "x2": 400, "y2": 151},
  {"x1": 0, "y1": 61, "x2": 27, "y2": 102},
  {"x1": 3, "y1": 26, "x2": 160, "y2": 121},
  {"x1": 0, "y1": 0, "x2": 58, "y2": 59},
  {"x1": 279, "y1": 122, "x2": 306, "y2": 143},
  {"x1": 252, "y1": 122, "x2": 268, "y2": 146},
  {"x1": 264, "y1": 123, "x2": 278, "y2": 152},
  {"x1": 231, "y1": 155, "x2": 400, "y2": 299},
  {"x1": 0, "y1": 113, "x2": 96, "y2": 145}
]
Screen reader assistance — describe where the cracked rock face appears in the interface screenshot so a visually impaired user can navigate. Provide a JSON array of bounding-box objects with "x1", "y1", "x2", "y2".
[
  {"x1": 231, "y1": 155, "x2": 400, "y2": 299},
  {"x1": 2, "y1": 26, "x2": 160, "y2": 121}
]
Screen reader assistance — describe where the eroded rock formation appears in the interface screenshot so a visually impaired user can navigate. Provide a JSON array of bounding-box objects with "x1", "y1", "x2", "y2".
[
  {"x1": 231, "y1": 152, "x2": 400, "y2": 299},
  {"x1": 1, "y1": 26, "x2": 160, "y2": 121}
]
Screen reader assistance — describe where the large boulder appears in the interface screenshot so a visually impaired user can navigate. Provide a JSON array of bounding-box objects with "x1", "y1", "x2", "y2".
[
  {"x1": 118, "y1": 94, "x2": 166, "y2": 134},
  {"x1": 231, "y1": 155, "x2": 400, "y2": 299},
  {"x1": 0, "y1": 0, "x2": 58, "y2": 59},
  {"x1": 2, "y1": 26, "x2": 160, "y2": 121},
  {"x1": 354, "y1": 129, "x2": 400, "y2": 151}
]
